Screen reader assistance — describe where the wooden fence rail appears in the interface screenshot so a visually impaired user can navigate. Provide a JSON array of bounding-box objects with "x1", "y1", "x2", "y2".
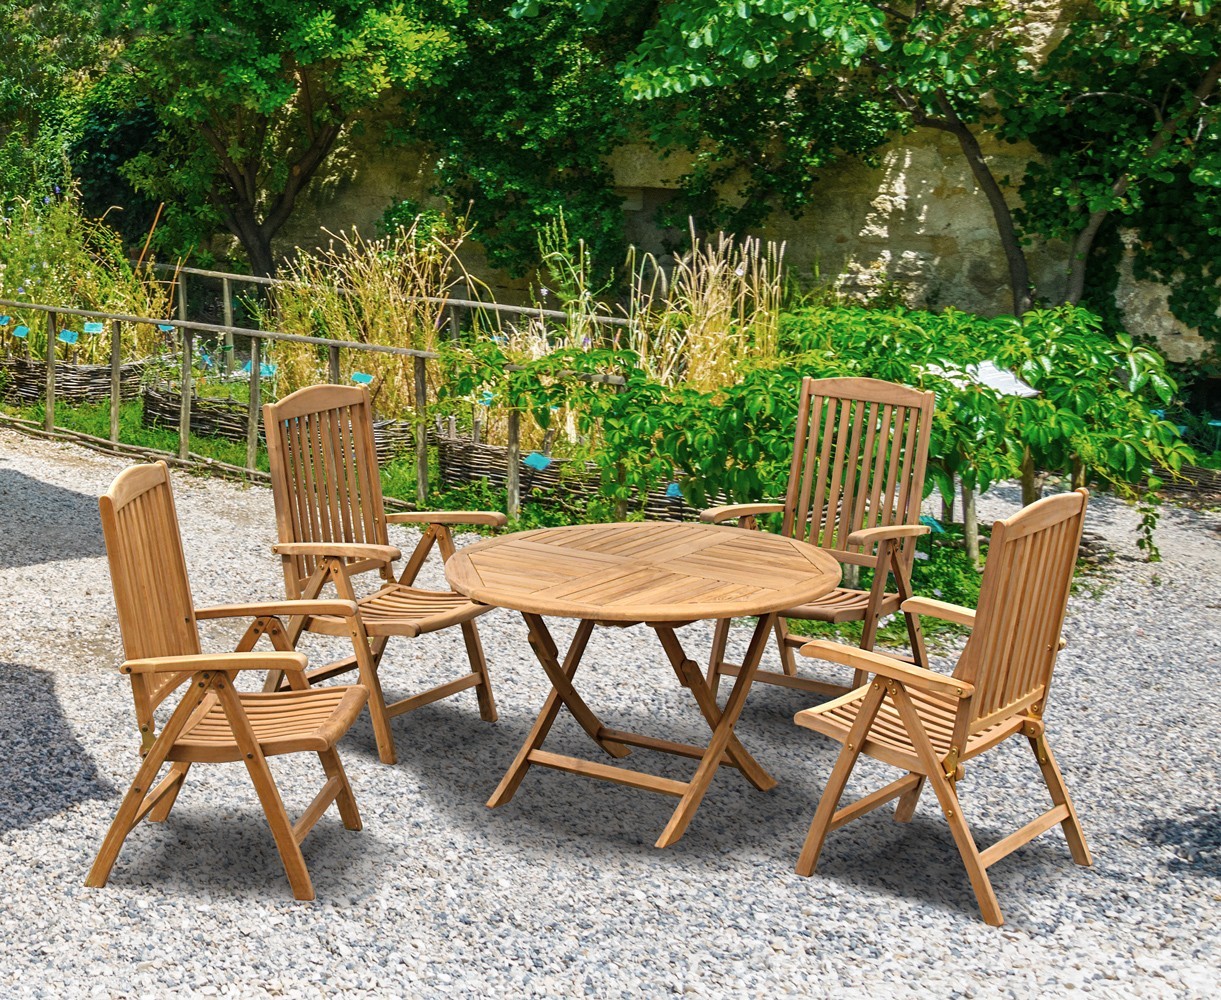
[{"x1": 0, "y1": 296, "x2": 628, "y2": 516}]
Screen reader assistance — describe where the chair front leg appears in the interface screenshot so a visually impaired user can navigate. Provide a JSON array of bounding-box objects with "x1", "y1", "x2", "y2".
[
  {"x1": 86, "y1": 673, "x2": 212, "y2": 889},
  {"x1": 796, "y1": 680, "x2": 887, "y2": 876},
  {"x1": 890, "y1": 681, "x2": 1002, "y2": 925},
  {"x1": 213, "y1": 675, "x2": 314, "y2": 900}
]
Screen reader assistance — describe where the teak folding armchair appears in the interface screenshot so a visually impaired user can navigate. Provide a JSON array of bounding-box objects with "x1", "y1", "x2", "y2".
[
  {"x1": 703, "y1": 377, "x2": 934, "y2": 696},
  {"x1": 89, "y1": 462, "x2": 369, "y2": 901},
  {"x1": 263, "y1": 385, "x2": 502, "y2": 766},
  {"x1": 793, "y1": 489, "x2": 1093, "y2": 925}
]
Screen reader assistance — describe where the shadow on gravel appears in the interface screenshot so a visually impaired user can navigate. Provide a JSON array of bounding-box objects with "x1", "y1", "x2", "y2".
[
  {"x1": 0, "y1": 467, "x2": 104, "y2": 568},
  {"x1": 0, "y1": 662, "x2": 113, "y2": 833},
  {"x1": 1141, "y1": 808, "x2": 1221, "y2": 879}
]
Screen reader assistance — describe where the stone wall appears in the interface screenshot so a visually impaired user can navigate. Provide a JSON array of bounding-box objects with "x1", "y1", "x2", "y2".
[{"x1": 279, "y1": 125, "x2": 1213, "y2": 362}]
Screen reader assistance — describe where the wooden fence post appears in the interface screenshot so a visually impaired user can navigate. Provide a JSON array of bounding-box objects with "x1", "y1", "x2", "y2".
[
  {"x1": 109, "y1": 320, "x2": 122, "y2": 443},
  {"x1": 414, "y1": 355, "x2": 428, "y2": 504},
  {"x1": 44, "y1": 311, "x2": 56, "y2": 432},
  {"x1": 177, "y1": 273, "x2": 188, "y2": 323},
  {"x1": 178, "y1": 327, "x2": 192, "y2": 460},
  {"x1": 246, "y1": 336, "x2": 261, "y2": 471},
  {"x1": 222, "y1": 277, "x2": 234, "y2": 375},
  {"x1": 329, "y1": 344, "x2": 341, "y2": 384},
  {"x1": 613, "y1": 382, "x2": 628, "y2": 521},
  {"x1": 506, "y1": 409, "x2": 521, "y2": 520}
]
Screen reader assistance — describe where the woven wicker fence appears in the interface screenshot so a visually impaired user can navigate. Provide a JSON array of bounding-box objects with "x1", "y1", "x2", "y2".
[
  {"x1": 0, "y1": 357, "x2": 150, "y2": 406},
  {"x1": 141, "y1": 383, "x2": 418, "y2": 464},
  {"x1": 436, "y1": 434, "x2": 717, "y2": 520}
]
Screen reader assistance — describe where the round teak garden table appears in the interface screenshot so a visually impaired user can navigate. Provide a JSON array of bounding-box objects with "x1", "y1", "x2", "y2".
[{"x1": 445, "y1": 521, "x2": 841, "y2": 847}]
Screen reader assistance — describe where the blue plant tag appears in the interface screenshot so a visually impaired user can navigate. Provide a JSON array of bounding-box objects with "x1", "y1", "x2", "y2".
[
  {"x1": 241, "y1": 361, "x2": 276, "y2": 377},
  {"x1": 200, "y1": 353, "x2": 213, "y2": 368},
  {"x1": 12, "y1": 324, "x2": 28, "y2": 338},
  {"x1": 57, "y1": 329, "x2": 79, "y2": 344},
  {"x1": 479, "y1": 390, "x2": 495, "y2": 406},
  {"x1": 523, "y1": 451, "x2": 552, "y2": 471},
  {"x1": 491, "y1": 333, "x2": 508, "y2": 345},
  {"x1": 351, "y1": 371, "x2": 374, "y2": 385},
  {"x1": 665, "y1": 482, "x2": 683, "y2": 499},
  {"x1": 0, "y1": 316, "x2": 10, "y2": 327},
  {"x1": 919, "y1": 515, "x2": 946, "y2": 534},
  {"x1": 83, "y1": 321, "x2": 104, "y2": 335},
  {"x1": 158, "y1": 323, "x2": 175, "y2": 332},
  {"x1": 1149, "y1": 408, "x2": 1165, "y2": 419}
]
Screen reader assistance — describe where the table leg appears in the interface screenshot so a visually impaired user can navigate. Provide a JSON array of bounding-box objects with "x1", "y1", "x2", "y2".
[
  {"x1": 654, "y1": 614, "x2": 776, "y2": 848},
  {"x1": 524, "y1": 613, "x2": 631, "y2": 759},
  {"x1": 487, "y1": 616, "x2": 628, "y2": 809},
  {"x1": 652, "y1": 624, "x2": 776, "y2": 794}
]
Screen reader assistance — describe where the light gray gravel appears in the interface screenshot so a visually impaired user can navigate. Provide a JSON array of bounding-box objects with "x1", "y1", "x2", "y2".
[{"x1": 0, "y1": 427, "x2": 1218, "y2": 998}]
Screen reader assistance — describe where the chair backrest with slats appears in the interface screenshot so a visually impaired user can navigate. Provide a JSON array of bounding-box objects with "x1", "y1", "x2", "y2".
[
  {"x1": 263, "y1": 385, "x2": 389, "y2": 598},
  {"x1": 782, "y1": 377, "x2": 935, "y2": 569},
  {"x1": 955, "y1": 489, "x2": 1088, "y2": 733},
  {"x1": 99, "y1": 462, "x2": 201, "y2": 729}
]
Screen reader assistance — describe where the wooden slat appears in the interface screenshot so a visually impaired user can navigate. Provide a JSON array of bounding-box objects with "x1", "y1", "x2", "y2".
[
  {"x1": 978, "y1": 805, "x2": 1070, "y2": 869},
  {"x1": 527, "y1": 750, "x2": 688, "y2": 797}
]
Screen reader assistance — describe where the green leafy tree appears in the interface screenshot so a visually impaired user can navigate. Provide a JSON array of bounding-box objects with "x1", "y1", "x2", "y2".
[
  {"x1": 0, "y1": 2, "x2": 100, "y2": 198},
  {"x1": 100, "y1": 0, "x2": 463, "y2": 275},
  {"x1": 1001, "y1": 1, "x2": 1221, "y2": 339},
  {"x1": 415, "y1": 2, "x2": 650, "y2": 278}
]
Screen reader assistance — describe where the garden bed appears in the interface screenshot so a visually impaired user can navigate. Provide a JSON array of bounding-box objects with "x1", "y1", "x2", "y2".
[{"x1": 0, "y1": 356, "x2": 150, "y2": 406}]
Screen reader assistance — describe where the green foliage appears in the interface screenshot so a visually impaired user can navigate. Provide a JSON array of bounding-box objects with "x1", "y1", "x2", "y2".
[
  {"x1": 101, "y1": 0, "x2": 464, "y2": 274},
  {"x1": 0, "y1": 190, "x2": 172, "y2": 359},
  {"x1": 416, "y1": 2, "x2": 643, "y2": 278},
  {"x1": 998, "y1": 1, "x2": 1221, "y2": 331},
  {"x1": 67, "y1": 80, "x2": 164, "y2": 248},
  {"x1": 0, "y1": 4, "x2": 100, "y2": 203},
  {"x1": 441, "y1": 301, "x2": 1190, "y2": 559}
]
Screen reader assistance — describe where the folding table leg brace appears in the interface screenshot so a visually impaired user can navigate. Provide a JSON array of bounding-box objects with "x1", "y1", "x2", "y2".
[{"x1": 488, "y1": 613, "x2": 778, "y2": 847}]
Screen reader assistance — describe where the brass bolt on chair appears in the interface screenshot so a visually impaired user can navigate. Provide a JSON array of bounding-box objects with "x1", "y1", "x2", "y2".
[
  {"x1": 703, "y1": 377, "x2": 935, "y2": 696},
  {"x1": 88, "y1": 462, "x2": 369, "y2": 901},
  {"x1": 263, "y1": 385, "x2": 503, "y2": 765},
  {"x1": 793, "y1": 489, "x2": 1093, "y2": 925}
]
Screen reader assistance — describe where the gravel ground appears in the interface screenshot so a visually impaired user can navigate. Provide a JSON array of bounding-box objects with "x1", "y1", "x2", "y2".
[{"x1": 0, "y1": 427, "x2": 1219, "y2": 998}]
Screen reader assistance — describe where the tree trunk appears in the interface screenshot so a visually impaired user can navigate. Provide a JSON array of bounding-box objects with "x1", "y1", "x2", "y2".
[
  {"x1": 1020, "y1": 446, "x2": 1041, "y2": 507},
  {"x1": 962, "y1": 483, "x2": 981, "y2": 570},
  {"x1": 927, "y1": 95, "x2": 1034, "y2": 315},
  {"x1": 941, "y1": 474, "x2": 955, "y2": 523}
]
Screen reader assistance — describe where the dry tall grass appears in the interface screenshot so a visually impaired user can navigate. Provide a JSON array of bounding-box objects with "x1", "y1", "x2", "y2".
[
  {"x1": 264, "y1": 221, "x2": 472, "y2": 415},
  {"x1": 623, "y1": 226, "x2": 784, "y2": 390}
]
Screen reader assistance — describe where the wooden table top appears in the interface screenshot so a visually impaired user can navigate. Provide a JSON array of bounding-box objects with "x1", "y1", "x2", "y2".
[{"x1": 445, "y1": 521, "x2": 841, "y2": 623}]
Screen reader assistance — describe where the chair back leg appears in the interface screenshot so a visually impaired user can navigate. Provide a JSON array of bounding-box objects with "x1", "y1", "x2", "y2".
[
  {"x1": 1028, "y1": 731, "x2": 1093, "y2": 866},
  {"x1": 460, "y1": 619, "x2": 498, "y2": 722},
  {"x1": 893, "y1": 773, "x2": 925, "y2": 823}
]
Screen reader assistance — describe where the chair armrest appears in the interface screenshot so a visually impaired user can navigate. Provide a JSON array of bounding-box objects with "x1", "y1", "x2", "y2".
[
  {"x1": 121, "y1": 652, "x2": 309, "y2": 676},
  {"x1": 272, "y1": 541, "x2": 401, "y2": 562},
  {"x1": 799, "y1": 639, "x2": 973, "y2": 698},
  {"x1": 699, "y1": 503, "x2": 785, "y2": 525},
  {"x1": 385, "y1": 510, "x2": 507, "y2": 528},
  {"x1": 194, "y1": 600, "x2": 359, "y2": 621},
  {"x1": 901, "y1": 596, "x2": 976, "y2": 628},
  {"x1": 846, "y1": 524, "x2": 930, "y2": 547}
]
